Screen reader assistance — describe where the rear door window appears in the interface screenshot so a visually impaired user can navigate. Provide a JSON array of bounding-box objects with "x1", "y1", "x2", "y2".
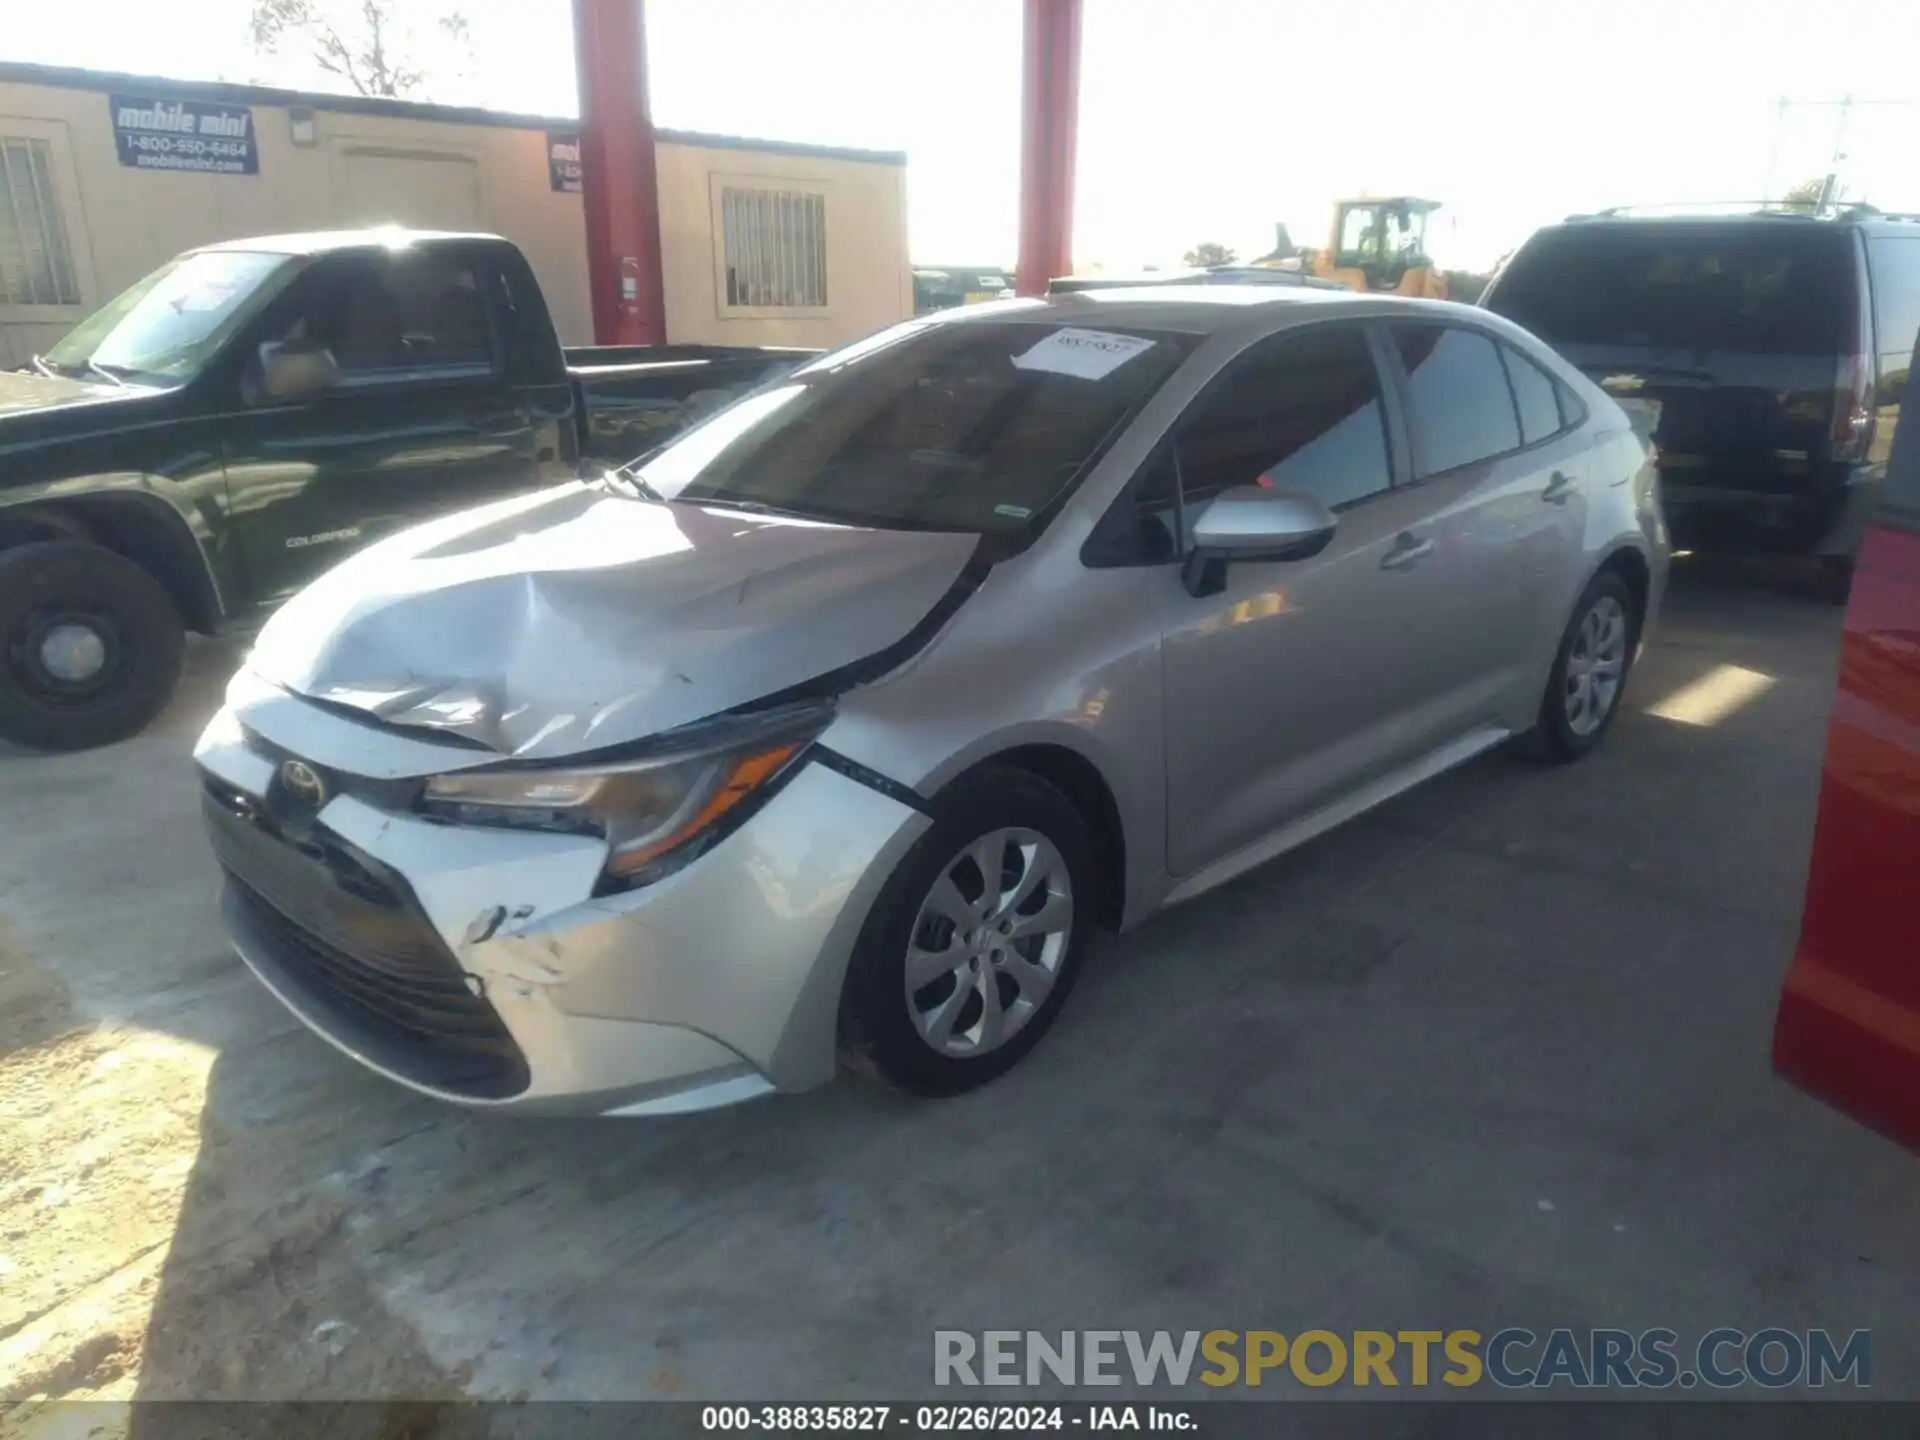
[
  {"x1": 1485, "y1": 223, "x2": 1853, "y2": 355},
  {"x1": 1500, "y1": 344, "x2": 1564, "y2": 444},
  {"x1": 1392, "y1": 325, "x2": 1522, "y2": 475}
]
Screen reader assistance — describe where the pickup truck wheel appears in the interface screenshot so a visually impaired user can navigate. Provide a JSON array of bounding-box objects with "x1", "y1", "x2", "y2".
[{"x1": 0, "y1": 542, "x2": 185, "y2": 752}]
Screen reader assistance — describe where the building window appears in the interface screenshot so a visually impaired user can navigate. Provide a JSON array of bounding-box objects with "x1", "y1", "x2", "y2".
[
  {"x1": 0, "y1": 137, "x2": 81, "y2": 307},
  {"x1": 722, "y1": 188, "x2": 826, "y2": 308}
]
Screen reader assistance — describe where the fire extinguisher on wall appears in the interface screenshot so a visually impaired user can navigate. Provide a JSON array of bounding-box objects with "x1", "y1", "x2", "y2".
[{"x1": 619, "y1": 255, "x2": 642, "y2": 333}]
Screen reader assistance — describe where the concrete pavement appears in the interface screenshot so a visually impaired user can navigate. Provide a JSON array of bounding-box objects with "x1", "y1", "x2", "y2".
[{"x1": 1, "y1": 559, "x2": 1914, "y2": 1411}]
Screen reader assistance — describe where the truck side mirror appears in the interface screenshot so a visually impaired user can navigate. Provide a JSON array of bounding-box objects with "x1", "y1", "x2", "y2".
[{"x1": 256, "y1": 340, "x2": 339, "y2": 403}]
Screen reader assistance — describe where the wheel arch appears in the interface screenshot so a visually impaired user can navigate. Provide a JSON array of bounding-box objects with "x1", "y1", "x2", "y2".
[
  {"x1": 927, "y1": 734, "x2": 1130, "y2": 932},
  {"x1": 0, "y1": 490, "x2": 224, "y2": 634},
  {"x1": 1593, "y1": 541, "x2": 1654, "y2": 647}
]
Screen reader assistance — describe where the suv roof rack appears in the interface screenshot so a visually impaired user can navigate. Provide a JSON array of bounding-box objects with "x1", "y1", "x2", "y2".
[
  {"x1": 1569, "y1": 202, "x2": 1830, "y2": 221},
  {"x1": 1567, "y1": 201, "x2": 1919, "y2": 225}
]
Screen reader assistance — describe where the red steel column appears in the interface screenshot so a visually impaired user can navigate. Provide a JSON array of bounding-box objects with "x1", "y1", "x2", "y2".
[
  {"x1": 1014, "y1": 0, "x2": 1083, "y2": 296},
  {"x1": 572, "y1": 0, "x2": 667, "y2": 345}
]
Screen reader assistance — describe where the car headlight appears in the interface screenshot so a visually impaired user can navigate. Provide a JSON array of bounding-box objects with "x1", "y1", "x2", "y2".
[{"x1": 420, "y1": 703, "x2": 832, "y2": 888}]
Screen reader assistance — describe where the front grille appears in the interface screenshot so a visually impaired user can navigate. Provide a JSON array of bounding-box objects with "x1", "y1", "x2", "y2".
[{"x1": 205, "y1": 784, "x2": 529, "y2": 1100}]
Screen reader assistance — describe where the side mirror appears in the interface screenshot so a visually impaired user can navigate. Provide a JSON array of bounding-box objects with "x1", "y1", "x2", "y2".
[
  {"x1": 1182, "y1": 484, "x2": 1337, "y2": 598},
  {"x1": 256, "y1": 339, "x2": 338, "y2": 403}
]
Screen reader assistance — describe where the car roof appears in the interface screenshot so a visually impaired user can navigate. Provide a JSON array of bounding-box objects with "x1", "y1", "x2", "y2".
[
  {"x1": 930, "y1": 285, "x2": 1477, "y2": 336},
  {"x1": 192, "y1": 227, "x2": 508, "y2": 257}
]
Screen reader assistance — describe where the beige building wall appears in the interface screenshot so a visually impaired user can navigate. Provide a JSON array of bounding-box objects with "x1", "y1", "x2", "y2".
[
  {"x1": 0, "y1": 66, "x2": 909, "y2": 368},
  {"x1": 654, "y1": 137, "x2": 914, "y2": 348}
]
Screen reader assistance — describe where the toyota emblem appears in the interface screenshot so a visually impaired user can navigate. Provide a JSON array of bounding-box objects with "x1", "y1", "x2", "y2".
[{"x1": 279, "y1": 759, "x2": 327, "y2": 807}]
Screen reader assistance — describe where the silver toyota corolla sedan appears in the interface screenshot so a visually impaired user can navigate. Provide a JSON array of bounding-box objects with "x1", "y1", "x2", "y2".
[{"x1": 195, "y1": 287, "x2": 1667, "y2": 1115}]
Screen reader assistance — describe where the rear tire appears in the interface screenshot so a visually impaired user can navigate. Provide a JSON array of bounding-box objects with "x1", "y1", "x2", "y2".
[
  {"x1": 1515, "y1": 568, "x2": 1640, "y2": 764},
  {"x1": 840, "y1": 765, "x2": 1095, "y2": 1098},
  {"x1": 0, "y1": 542, "x2": 185, "y2": 752}
]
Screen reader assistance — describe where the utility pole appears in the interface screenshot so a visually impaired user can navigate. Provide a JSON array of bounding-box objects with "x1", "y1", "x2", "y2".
[
  {"x1": 1763, "y1": 96, "x2": 1789, "y2": 207},
  {"x1": 1765, "y1": 96, "x2": 1909, "y2": 207}
]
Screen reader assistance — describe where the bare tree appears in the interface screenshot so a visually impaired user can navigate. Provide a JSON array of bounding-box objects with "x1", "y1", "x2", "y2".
[{"x1": 249, "y1": 0, "x2": 469, "y2": 99}]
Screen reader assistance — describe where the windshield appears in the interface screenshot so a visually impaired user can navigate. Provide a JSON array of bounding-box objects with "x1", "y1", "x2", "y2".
[
  {"x1": 1486, "y1": 224, "x2": 1852, "y2": 354},
  {"x1": 44, "y1": 249, "x2": 297, "y2": 385},
  {"x1": 630, "y1": 318, "x2": 1197, "y2": 532}
]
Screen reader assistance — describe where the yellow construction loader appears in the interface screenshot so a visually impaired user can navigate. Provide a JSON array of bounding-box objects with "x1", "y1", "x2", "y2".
[{"x1": 1259, "y1": 197, "x2": 1449, "y2": 299}]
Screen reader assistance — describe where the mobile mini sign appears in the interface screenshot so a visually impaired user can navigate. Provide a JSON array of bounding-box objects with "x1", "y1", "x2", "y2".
[{"x1": 110, "y1": 95, "x2": 258, "y2": 176}]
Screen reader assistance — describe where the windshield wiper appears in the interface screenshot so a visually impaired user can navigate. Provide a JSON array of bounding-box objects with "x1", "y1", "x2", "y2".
[
  {"x1": 27, "y1": 354, "x2": 58, "y2": 379},
  {"x1": 694, "y1": 496, "x2": 835, "y2": 522},
  {"x1": 83, "y1": 359, "x2": 130, "y2": 389},
  {"x1": 601, "y1": 465, "x2": 670, "y2": 502}
]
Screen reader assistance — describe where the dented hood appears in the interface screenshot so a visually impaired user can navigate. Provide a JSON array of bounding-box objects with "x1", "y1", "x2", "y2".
[{"x1": 249, "y1": 483, "x2": 980, "y2": 759}]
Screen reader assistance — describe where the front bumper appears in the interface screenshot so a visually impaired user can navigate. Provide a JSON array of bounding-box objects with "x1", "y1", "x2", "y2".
[{"x1": 194, "y1": 689, "x2": 929, "y2": 1115}]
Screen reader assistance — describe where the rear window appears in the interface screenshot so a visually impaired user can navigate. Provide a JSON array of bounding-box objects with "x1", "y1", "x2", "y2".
[
  {"x1": 1486, "y1": 223, "x2": 1853, "y2": 355},
  {"x1": 1500, "y1": 344, "x2": 1564, "y2": 445}
]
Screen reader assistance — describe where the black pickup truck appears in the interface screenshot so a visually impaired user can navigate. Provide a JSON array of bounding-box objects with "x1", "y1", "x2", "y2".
[{"x1": 0, "y1": 228, "x2": 813, "y2": 751}]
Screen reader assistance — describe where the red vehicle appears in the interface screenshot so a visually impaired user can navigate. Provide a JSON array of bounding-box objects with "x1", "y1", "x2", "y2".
[{"x1": 1774, "y1": 344, "x2": 1920, "y2": 1146}]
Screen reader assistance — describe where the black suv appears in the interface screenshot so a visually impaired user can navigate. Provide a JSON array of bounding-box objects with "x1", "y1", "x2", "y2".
[{"x1": 1481, "y1": 208, "x2": 1920, "y2": 579}]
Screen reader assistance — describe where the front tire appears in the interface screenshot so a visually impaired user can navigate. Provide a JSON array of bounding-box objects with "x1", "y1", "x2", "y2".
[
  {"x1": 0, "y1": 542, "x2": 185, "y2": 752},
  {"x1": 1518, "y1": 568, "x2": 1639, "y2": 764},
  {"x1": 840, "y1": 765, "x2": 1095, "y2": 1097}
]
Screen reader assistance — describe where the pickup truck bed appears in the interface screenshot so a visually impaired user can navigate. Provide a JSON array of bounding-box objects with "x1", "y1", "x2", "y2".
[{"x1": 0, "y1": 228, "x2": 822, "y2": 751}]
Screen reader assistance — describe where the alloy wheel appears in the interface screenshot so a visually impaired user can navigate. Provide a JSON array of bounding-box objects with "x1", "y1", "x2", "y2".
[
  {"x1": 904, "y1": 827, "x2": 1074, "y2": 1058},
  {"x1": 1564, "y1": 593, "x2": 1628, "y2": 737}
]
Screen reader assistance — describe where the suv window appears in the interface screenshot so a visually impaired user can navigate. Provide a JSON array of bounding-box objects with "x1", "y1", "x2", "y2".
[
  {"x1": 1392, "y1": 325, "x2": 1521, "y2": 474},
  {"x1": 1485, "y1": 222, "x2": 1852, "y2": 355},
  {"x1": 1868, "y1": 235, "x2": 1920, "y2": 367},
  {"x1": 1501, "y1": 343, "x2": 1564, "y2": 445},
  {"x1": 1876, "y1": 363, "x2": 1920, "y2": 534},
  {"x1": 265, "y1": 250, "x2": 494, "y2": 377}
]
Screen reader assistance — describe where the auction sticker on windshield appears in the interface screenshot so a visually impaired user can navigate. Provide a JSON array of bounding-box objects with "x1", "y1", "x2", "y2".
[{"x1": 1012, "y1": 328, "x2": 1157, "y2": 381}]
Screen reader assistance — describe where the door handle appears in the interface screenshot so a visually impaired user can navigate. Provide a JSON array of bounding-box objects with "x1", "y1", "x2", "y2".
[
  {"x1": 1380, "y1": 532, "x2": 1434, "y2": 571},
  {"x1": 1542, "y1": 470, "x2": 1578, "y2": 505}
]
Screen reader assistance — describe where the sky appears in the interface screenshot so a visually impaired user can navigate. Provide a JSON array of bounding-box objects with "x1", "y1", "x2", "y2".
[{"x1": 9, "y1": 0, "x2": 1919, "y2": 272}]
